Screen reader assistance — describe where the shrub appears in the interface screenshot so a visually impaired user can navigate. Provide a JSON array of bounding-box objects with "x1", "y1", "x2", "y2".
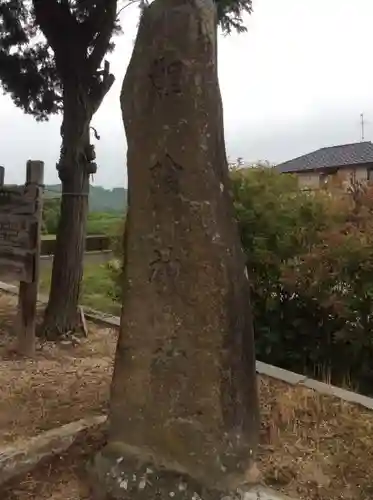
[
  {"x1": 42, "y1": 198, "x2": 60, "y2": 234},
  {"x1": 232, "y1": 167, "x2": 373, "y2": 393}
]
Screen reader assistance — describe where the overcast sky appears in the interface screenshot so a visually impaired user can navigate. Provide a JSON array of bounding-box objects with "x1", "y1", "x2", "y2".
[{"x1": 1, "y1": 0, "x2": 373, "y2": 187}]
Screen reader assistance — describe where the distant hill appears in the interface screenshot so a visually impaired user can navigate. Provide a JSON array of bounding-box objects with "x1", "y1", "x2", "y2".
[{"x1": 44, "y1": 184, "x2": 127, "y2": 212}]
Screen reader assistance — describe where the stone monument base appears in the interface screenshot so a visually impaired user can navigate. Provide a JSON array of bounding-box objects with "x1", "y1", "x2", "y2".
[{"x1": 89, "y1": 443, "x2": 261, "y2": 500}]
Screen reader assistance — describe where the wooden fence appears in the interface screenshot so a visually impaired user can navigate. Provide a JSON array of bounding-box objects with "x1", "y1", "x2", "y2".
[{"x1": 0, "y1": 161, "x2": 43, "y2": 355}]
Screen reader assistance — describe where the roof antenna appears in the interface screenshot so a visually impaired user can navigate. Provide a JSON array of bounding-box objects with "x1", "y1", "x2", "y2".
[{"x1": 360, "y1": 113, "x2": 365, "y2": 141}]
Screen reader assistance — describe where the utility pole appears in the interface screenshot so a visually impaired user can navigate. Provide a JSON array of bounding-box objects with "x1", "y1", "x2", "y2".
[{"x1": 361, "y1": 113, "x2": 365, "y2": 141}]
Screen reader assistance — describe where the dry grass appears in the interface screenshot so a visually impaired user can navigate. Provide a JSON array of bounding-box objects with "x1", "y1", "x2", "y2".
[
  {"x1": 0, "y1": 293, "x2": 116, "y2": 446},
  {"x1": 259, "y1": 378, "x2": 373, "y2": 499},
  {"x1": 1, "y1": 292, "x2": 373, "y2": 499}
]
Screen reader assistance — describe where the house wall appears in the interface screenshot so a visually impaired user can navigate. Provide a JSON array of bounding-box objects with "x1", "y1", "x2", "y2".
[
  {"x1": 295, "y1": 165, "x2": 370, "y2": 191},
  {"x1": 297, "y1": 172, "x2": 320, "y2": 190}
]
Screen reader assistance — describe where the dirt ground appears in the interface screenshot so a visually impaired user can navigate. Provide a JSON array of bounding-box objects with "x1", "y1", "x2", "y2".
[
  {"x1": 0, "y1": 294, "x2": 115, "y2": 446},
  {"x1": 1, "y1": 292, "x2": 373, "y2": 500}
]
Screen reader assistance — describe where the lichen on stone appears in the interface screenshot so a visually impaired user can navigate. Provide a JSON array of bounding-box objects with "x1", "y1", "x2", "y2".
[
  {"x1": 138, "y1": 477, "x2": 147, "y2": 489},
  {"x1": 119, "y1": 478, "x2": 129, "y2": 490}
]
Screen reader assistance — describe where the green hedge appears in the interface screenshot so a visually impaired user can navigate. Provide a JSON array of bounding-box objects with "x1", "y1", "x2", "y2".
[{"x1": 231, "y1": 167, "x2": 373, "y2": 394}]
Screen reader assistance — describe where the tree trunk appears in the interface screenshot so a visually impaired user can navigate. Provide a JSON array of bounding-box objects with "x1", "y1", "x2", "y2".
[
  {"x1": 41, "y1": 85, "x2": 91, "y2": 339},
  {"x1": 42, "y1": 166, "x2": 89, "y2": 337}
]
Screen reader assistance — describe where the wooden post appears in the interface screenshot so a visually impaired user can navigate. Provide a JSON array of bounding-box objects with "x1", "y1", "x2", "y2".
[
  {"x1": 17, "y1": 161, "x2": 44, "y2": 356},
  {"x1": 0, "y1": 167, "x2": 5, "y2": 187}
]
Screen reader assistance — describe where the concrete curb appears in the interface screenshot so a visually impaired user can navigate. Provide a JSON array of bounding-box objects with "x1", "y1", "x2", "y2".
[
  {"x1": 0, "y1": 415, "x2": 107, "y2": 487},
  {"x1": 255, "y1": 360, "x2": 373, "y2": 411},
  {"x1": 1, "y1": 282, "x2": 373, "y2": 414},
  {"x1": 0, "y1": 281, "x2": 120, "y2": 328},
  {"x1": 40, "y1": 249, "x2": 113, "y2": 259}
]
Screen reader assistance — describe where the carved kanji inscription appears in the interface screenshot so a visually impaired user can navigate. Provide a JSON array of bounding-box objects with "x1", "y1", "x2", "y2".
[
  {"x1": 149, "y1": 57, "x2": 183, "y2": 97},
  {"x1": 150, "y1": 154, "x2": 183, "y2": 194},
  {"x1": 149, "y1": 247, "x2": 181, "y2": 284}
]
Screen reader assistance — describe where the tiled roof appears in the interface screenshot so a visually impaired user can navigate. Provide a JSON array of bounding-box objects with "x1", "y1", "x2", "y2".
[{"x1": 275, "y1": 141, "x2": 373, "y2": 173}]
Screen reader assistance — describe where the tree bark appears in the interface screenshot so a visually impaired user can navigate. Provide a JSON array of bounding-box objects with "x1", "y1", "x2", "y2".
[
  {"x1": 40, "y1": 61, "x2": 114, "y2": 338},
  {"x1": 31, "y1": 1, "x2": 116, "y2": 338},
  {"x1": 41, "y1": 84, "x2": 91, "y2": 338}
]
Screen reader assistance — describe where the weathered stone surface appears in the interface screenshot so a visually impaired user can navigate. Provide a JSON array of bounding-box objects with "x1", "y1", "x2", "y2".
[
  {"x1": 90, "y1": 448, "x2": 294, "y2": 500},
  {"x1": 98, "y1": 0, "x2": 259, "y2": 495},
  {"x1": 0, "y1": 415, "x2": 106, "y2": 486}
]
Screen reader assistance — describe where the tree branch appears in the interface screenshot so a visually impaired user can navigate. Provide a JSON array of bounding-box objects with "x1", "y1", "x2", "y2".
[
  {"x1": 86, "y1": 0, "x2": 117, "y2": 73},
  {"x1": 32, "y1": 0, "x2": 81, "y2": 62},
  {"x1": 89, "y1": 60, "x2": 115, "y2": 116},
  {"x1": 116, "y1": 0, "x2": 141, "y2": 18}
]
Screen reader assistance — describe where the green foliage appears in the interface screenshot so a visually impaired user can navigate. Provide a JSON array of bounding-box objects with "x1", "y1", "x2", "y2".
[
  {"x1": 215, "y1": 0, "x2": 252, "y2": 34},
  {"x1": 232, "y1": 167, "x2": 373, "y2": 394},
  {"x1": 42, "y1": 197, "x2": 60, "y2": 234},
  {"x1": 231, "y1": 167, "x2": 331, "y2": 284},
  {"x1": 0, "y1": 0, "x2": 121, "y2": 120},
  {"x1": 0, "y1": 0, "x2": 252, "y2": 120},
  {"x1": 86, "y1": 211, "x2": 124, "y2": 235}
]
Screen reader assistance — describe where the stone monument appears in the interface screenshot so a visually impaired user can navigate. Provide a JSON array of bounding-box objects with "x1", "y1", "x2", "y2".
[{"x1": 92, "y1": 0, "x2": 260, "y2": 497}]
